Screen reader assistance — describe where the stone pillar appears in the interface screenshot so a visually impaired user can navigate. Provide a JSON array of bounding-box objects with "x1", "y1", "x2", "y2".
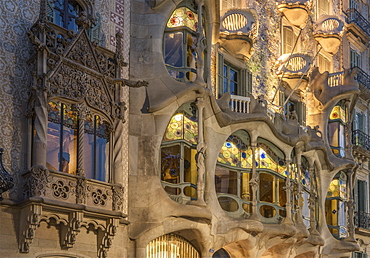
[
  {"x1": 346, "y1": 169, "x2": 356, "y2": 241},
  {"x1": 249, "y1": 144, "x2": 259, "y2": 220},
  {"x1": 73, "y1": 104, "x2": 90, "y2": 176},
  {"x1": 194, "y1": 0, "x2": 206, "y2": 86},
  {"x1": 282, "y1": 159, "x2": 293, "y2": 224},
  {"x1": 193, "y1": 97, "x2": 206, "y2": 206}
]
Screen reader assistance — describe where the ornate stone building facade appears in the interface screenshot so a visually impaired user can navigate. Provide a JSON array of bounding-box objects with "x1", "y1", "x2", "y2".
[{"x1": 1, "y1": 0, "x2": 370, "y2": 257}]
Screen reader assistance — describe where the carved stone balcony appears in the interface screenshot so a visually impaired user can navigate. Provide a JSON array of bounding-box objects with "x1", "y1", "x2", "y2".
[
  {"x1": 344, "y1": 8, "x2": 370, "y2": 40},
  {"x1": 276, "y1": 53, "x2": 311, "y2": 90},
  {"x1": 314, "y1": 15, "x2": 344, "y2": 54},
  {"x1": 277, "y1": 0, "x2": 311, "y2": 28},
  {"x1": 219, "y1": 9, "x2": 257, "y2": 60}
]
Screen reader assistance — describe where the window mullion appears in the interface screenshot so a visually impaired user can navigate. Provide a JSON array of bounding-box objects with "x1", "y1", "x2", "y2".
[
  {"x1": 94, "y1": 116, "x2": 97, "y2": 179},
  {"x1": 180, "y1": 142, "x2": 184, "y2": 183},
  {"x1": 59, "y1": 103, "x2": 64, "y2": 172}
]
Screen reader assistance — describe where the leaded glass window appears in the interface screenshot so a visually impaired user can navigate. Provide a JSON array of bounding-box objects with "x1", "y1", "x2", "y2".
[
  {"x1": 160, "y1": 103, "x2": 198, "y2": 204},
  {"x1": 328, "y1": 100, "x2": 347, "y2": 157},
  {"x1": 215, "y1": 131, "x2": 252, "y2": 218},
  {"x1": 164, "y1": 1, "x2": 201, "y2": 82},
  {"x1": 325, "y1": 171, "x2": 348, "y2": 239}
]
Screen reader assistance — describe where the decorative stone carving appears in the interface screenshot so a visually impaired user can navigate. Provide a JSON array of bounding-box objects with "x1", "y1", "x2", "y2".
[
  {"x1": 62, "y1": 212, "x2": 83, "y2": 248},
  {"x1": 0, "y1": 148, "x2": 14, "y2": 200},
  {"x1": 112, "y1": 185, "x2": 124, "y2": 211},
  {"x1": 277, "y1": 0, "x2": 311, "y2": 28},
  {"x1": 97, "y1": 218, "x2": 119, "y2": 258},
  {"x1": 67, "y1": 33, "x2": 99, "y2": 70},
  {"x1": 76, "y1": 177, "x2": 88, "y2": 204},
  {"x1": 51, "y1": 180, "x2": 71, "y2": 199},
  {"x1": 23, "y1": 165, "x2": 51, "y2": 198},
  {"x1": 19, "y1": 204, "x2": 42, "y2": 253},
  {"x1": 92, "y1": 188, "x2": 109, "y2": 206},
  {"x1": 314, "y1": 15, "x2": 345, "y2": 54}
]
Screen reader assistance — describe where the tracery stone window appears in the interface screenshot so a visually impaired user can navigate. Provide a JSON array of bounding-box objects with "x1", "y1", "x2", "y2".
[
  {"x1": 164, "y1": 0, "x2": 199, "y2": 82},
  {"x1": 160, "y1": 103, "x2": 198, "y2": 204},
  {"x1": 325, "y1": 171, "x2": 348, "y2": 239},
  {"x1": 47, "y1": 0, "x2": 82, "y2": 31},
  {"x1": 328, "y1": 100, "x2": 347, "y2": 157},
  {"x1": 146, "y1": 234, "x2": 200, "y2": 258},
  {"x1": 46, "y1": 102, "x2": 110, "y2": 181}
]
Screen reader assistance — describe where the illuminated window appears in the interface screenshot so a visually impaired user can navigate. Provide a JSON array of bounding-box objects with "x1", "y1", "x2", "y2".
[
  {"x1": 164, "y1": 1, "x2": 201, "y2": 82},
  {"x1": 318, "y1": 53, "x2": 332, "y2": 73},
  {"x1": 217, "y1": 53, "x2": 252, "y2": 98},
  {"x1": 161, "y1": 103, "x2": 198, "y2": 203},
  {"x1": 215, "y1": 131, "x2": 252, "y2": 217},
  {"x1": 325, "y1": 171, "x2": 348, "y2": 239},
  {"x1": 47, "y1": 0, "x2": 82, "y2": 31},
  {"x1": 146, "y1": 234, "x2": 200, "y2": 258},
  {"x1": 46, "y1": 102, "x2": 110, "y2": 181},
  {"x1": 328, "y1": 100, "x2": 347, "y2": 157}
]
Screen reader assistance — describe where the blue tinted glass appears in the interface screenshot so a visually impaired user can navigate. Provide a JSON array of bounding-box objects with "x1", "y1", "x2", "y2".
[{"x1": 164, "y1": 32, "x2": 183, "y2": 67}]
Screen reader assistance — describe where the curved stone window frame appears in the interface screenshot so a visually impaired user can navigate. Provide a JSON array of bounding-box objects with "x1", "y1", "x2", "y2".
[
  {"x1": 325, "y1": 171, "x2": 348, "y2": 239},
  {"x1": 45, "y1": 100, "x2": 112, "y2": 182},
  {"x1": 160, "y1": 103, "x2": 199, "y2": 204},
  {"x1": 146, "y1": 233, "x2": 200, "y2": 258},
  {"x1": 328, "y1": 100, "x2": 347, "y2": 157},
  {"x1": 163, "y1": 0, "x2": 204, "y2": 83}
]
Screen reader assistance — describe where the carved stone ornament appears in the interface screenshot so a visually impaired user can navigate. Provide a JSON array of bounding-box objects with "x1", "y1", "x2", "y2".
[
  {"x1": 76, "y1": 177, "x2": 88, "y2": 204},
  {"x1": 49, "y1": 65, "x2": 112, "y2": 115},
  {"x1": 66, "y1": 33, "x2": 99, "y2": 71},
  {"x1": 97, "y1": 218, "x2": 119, "y2": 258},
  {"x1": 19, "y1": 204, "x2": 42, "y2": 253},
  {"x1": 23, "y1": 165, "x2": 51, "y2": 198},
  {"x1": 62, "y1": 212, "x2": 83, "y2": 248},
  {"x1": 0, "y1": 148, "x2": 14, "y2": 200},
  {"x1": 112, "y1": 185, "x2": 124, "y2": 211}
]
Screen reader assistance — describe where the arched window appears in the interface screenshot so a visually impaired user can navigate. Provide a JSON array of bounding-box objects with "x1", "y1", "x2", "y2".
[
  {"x1": 146, "y1": 234, "x2": 200, "y2": 258},
  {"x1": 164, "y1": 0, "x2": 199, "y2": 82},
  {"x1": 160, "y1": 103, "x2": 198, "y2": 204},
  {"x1": 325, "y1": 171, "x2": 348, "y2": 239},
  {"x1": 215, "y1": 131, "x2": 252, "y2": 218},
  {"x1": 257, "y1": 139, "x2": 288, "y2": 222},
  {"x1": 46, "y1": 102, "x2": 110, "y2": 181},
  {"x1": 47, "y1": 0, "x2": 82, "y2": 32},
  {"x1": 328, "y1": 100, "x2": 347, "y2": 157}
]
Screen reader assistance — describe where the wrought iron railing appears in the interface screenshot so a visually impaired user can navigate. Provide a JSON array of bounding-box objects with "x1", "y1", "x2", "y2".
[
  {"x1": 354, "y1": 211, "x2": 370, "y2": 229},
  {"x1": 344, "y1": 8, "x2": 370, "y2": 37},
  {"x1": 354, "y1": 66, "x2": 370, "y2": 91},
  {"x1": 352, "y1": 130, "x2": 370, "y2": 151}
]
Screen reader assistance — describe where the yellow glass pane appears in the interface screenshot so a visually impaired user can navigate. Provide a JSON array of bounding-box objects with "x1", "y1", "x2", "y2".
[{"x1": 167, "y1": 7, "x2": 198, "y2": 31}]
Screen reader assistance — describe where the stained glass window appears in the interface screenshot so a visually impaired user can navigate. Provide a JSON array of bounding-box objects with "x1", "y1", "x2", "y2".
[
  {"x1": 256, "y1": 142, "x2": 287, "y2": 177},
  {"x1": 164, "y1": 1, "x2": 203, "y2": 82},
  {"x1": 163, "y1": 113, "x2": 198, "y2": 144},
  {"x1": 328, "y1": 100, "x2": 347, "y2": 157},
  {"x1": 301, "y1": 157, "x2": 310, "y2": 189},
  {"x1": 167, "y1": 7, "x2": 198, "y2": 31},
  {"x1": 217, "y1": 135, "x2": 252, "y2": 168},
  {"x1": 160, "y1": 103, "x2": 199, "y2": 203},
  {"x1": 329, "y1": 105, "x2": 346, "y2": 122}
]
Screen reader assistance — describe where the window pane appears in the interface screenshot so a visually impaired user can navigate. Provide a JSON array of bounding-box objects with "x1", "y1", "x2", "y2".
[
  {"x1": 61, "y1": 104, "x2": 78, "y2": 174},
  {"x1": 302, "y1": 191, "x2": 310, "y2": 227},
  {"x1": 215, "y1": 166, "x2": 237, "y2": 195},
  {"x1": 278, "y1": 177, "x2": 286, "y2": 207},
  {"x1": 328, "y1": 122, "x2": 339, "y2": 147},
  {"x1": 260, "y1": 205, "x2": 276, "y2": 218},
  {"x1": 184, "y1": 146, "x2": 197, "y2": 198},
  {"x1": 161, "y1": 145, "x2": 181, "y2": 184},
  {"x1": 186, "y1": 34, "x2": 197, "y2": 69},
  {"x1": 241, "y1": 172, "x2": 252, "y2": 201},
  {"x1": 84, "y1": 115, "x2": 95, "y2": 179},
  {"x1": 95, "y1": 116, "x2": 109, "y2": 181},
  {"x1": 259, "y1": 173, "x2": 274, "y2": 203},
  {"x1": 164, "y1": 32, "x2": 183, "y2": 67},
  {"x1": 47, "y1": 102, "x2": 62, "y2": 171}
]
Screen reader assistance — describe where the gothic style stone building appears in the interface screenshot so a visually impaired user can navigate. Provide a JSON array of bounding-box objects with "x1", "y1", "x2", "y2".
[{"x1": 1, "y1": 0, "x2": 370, "y2": 257}]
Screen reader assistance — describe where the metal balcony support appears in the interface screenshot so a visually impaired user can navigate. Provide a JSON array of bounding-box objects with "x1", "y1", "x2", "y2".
[
  {"x1": 354, "y1": 211, "x2": 370, "y2": 229},
  {"x1": 344, "y1": 8, "x2": 370, "y2": 37}
]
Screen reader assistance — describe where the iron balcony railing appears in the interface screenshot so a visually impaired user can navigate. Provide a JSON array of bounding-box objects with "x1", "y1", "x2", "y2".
[
  {"x1": 354, "y1": 211, "x2": 370, "y2": 230},
  {"x1": 354, "y1": 66, "x2": 370, "y2": 91},
  {"x1": 344, "y1": 8, "x2": 370, "y2": 37},
  {"x1": 352, "y1": 129, "x2": 370, "y2": 151}
]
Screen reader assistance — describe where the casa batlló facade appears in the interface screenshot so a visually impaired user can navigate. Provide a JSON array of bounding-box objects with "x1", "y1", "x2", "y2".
[{"x1": 1, "y1": 0, "x2": 370, "y2": 257}]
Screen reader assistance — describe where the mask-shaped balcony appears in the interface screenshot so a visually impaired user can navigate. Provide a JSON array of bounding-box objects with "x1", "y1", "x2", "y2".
[
  {"x1": 219, "y1": 9, "x2": 257, "y2": 60},
  {"x1": 314, "y1": 15, "x2": 344, "y2": 54},
  {"x1": 277, "y1": 0, "x2": 311, "y2": 28},
  {"x1": 276, "y1": 53, "x2": 311, "y2": 90}
]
